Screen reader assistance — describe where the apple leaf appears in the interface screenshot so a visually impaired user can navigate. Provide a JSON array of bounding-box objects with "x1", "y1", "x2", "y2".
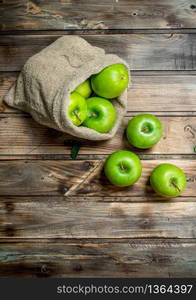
[{"x1": 71, "y1": 143, "x2": 81, "y2": 159}]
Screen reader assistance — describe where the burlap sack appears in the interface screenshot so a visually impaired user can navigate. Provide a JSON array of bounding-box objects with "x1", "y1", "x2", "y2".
[{"x1": 4, "y1": 36, "x2": 130, "y2": 140}]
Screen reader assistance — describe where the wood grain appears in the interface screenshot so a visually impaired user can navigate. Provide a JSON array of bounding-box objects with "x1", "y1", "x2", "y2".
[
  {"x1": 1, "y1": 73, "x2": 196, "y2": 113},
  {"x1": 0, "y1": 159, "x2": 195, "y2": 197},
  {"x1": 0, "y1": 239, "x2": 196, "y2": 277},
  {"x1": 1, "y1": 0, "x2": 196, "y2": 30},
  {"x1": 1, "y1": 34, "x2": 196, "y2": 71},
  {"x1": 0, "y1": 198, "x2": 196, "y2": 238},
  {"x1": 0, "y1": 116, "x2": 195, "y2": 156}
]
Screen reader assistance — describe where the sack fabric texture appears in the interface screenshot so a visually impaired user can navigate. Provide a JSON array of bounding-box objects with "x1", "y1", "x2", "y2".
[{"x1": 4, "y1": 36, "x2": 130, "y2": 140}]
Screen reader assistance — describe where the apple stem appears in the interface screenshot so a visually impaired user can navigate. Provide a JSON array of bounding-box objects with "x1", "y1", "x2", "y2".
[
  {"x1": 171, "y1": 180, "x2": 181, "y2": 192},
  {"x1": 91, "y1": 113, "x2": 97, "y2": 118},
  {"x1": 73, "y1": 110, "x2": 81, "y2": 122},
  {"x1": 142, "y1": 127, "x2": 149, "y2": 132}
]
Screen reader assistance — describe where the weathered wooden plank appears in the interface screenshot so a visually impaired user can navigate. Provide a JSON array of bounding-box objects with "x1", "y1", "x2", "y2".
[
  {"x1": 0, "y1": 196, "x2": 194, "y2": 203},
  {"x1": 1, "y1": 73, "x2": 196, "y2": 113},
  {"x1": 1, "y1": 34, "x2": 196, "y2": 71},
  {"x1": 0, "y1": 72, "x2": 16, "y2": 113},
  {"x1": 129, "y1": 75, "x2": 196, "y2": 112},
  {"x1": 0, "y1": 198, "x2": 196, "y2": 238},
  {"x1": 1, "y1": 0, "x2": 196, "y2": 30},
  {"x1": 0, "y1": 116, "x2": 195, "y2": 155},
  {"x1": 0, "y1": 239, "x2": 196, "y2": 277},
  {"x1": 0, "y1": 159, "x2": 195, "y2": 196}
]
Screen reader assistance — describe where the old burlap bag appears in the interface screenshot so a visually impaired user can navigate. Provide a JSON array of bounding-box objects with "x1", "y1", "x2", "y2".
[{"x1": 4, "y1": 36, "x2": 130, "y2": 140}]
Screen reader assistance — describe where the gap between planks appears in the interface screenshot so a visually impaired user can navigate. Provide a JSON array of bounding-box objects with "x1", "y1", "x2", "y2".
[
  {"x1": 0, "y1": 237, "x2": 195, "y2": 277},
  {"x1": 0, "y1": 154, "x2": 195, "y2": 161},
  {"x1": 3, "y1": 29, "x2": 196, "y2": 35},
  {"x1": 0, "y1": 195, "x2": 195, "y2": 203}
]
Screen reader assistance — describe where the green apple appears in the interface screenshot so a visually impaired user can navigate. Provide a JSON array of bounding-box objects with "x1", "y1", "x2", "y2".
[
  {"x1": 126, "y1": 114, "x2": 163, "y2": 149},
  {"x1": 104, "y1": 150, "x2": 142, "y2": 187},
  {"x1": 150, "y1": 163, "x2": 186, "y2": 198},
  {"x1": 82, "y1": 97, "x2": 116, "y2": 133},
  {"x1": 74, "y1": 79, "x2": 92, "y2": 99},
  {"x1": 91, "y1": 64, "x2": 129, "y2": 99},
  {"x1": 67, "y1": 92, "x2": 87, "y2": 126}
]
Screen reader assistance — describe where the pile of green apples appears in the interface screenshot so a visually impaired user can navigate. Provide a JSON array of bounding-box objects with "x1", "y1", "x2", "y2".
[
  {"x1": 68, "y1": 63, "x2": 129, "y2": 133},
  {"x1": 105, "y1": 114, "x2": 186, "y2": 198},
  {"x1": 68, "y1": 63, "x2": 186, "y2": 198}
]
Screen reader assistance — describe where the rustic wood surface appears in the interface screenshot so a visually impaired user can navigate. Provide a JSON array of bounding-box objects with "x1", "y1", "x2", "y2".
[
  {"x1": 1, "y1": 73, "x2": 196, "y2": 113},
  {"x1": 0, "y1": 0, "x2": 196, "y2": 278},
  {"x1": 0, "y1": 116, "x2": 195, "y2": 156},
  {"x1": 0, "y1": 239, "x2": 195, "y2": 278},
  {"x1": 0, "y1": 159, "x2": 195, "y2": 197},
  {"x1": 1, "y1": 0, "x2": 196, "y2": 30}
]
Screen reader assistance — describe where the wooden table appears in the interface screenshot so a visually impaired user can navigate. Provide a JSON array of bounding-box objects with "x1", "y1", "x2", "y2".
[{"x1": 0, "y1": 0, "x2": 196, "y2": 278}]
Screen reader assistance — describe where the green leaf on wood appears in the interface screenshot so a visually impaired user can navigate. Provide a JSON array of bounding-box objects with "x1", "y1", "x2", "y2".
[
  {"x1": 71, "y1": 143, "x2": 81, "y2": 159},
  {"x1": 64, "y1": 139, "x2": 81, "y2": 159}
]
